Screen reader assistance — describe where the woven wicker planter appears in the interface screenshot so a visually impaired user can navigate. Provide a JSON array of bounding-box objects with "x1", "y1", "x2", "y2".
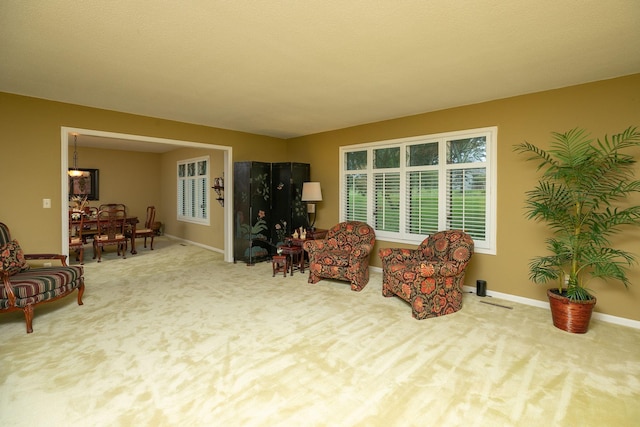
[{"x1": 547, "y1": 289, "x2": 597, "y2": 334}]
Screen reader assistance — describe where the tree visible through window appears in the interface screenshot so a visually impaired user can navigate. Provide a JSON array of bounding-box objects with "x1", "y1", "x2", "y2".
[{"x1": 340, "y1": 128, "x2": 496, "y2": 254}]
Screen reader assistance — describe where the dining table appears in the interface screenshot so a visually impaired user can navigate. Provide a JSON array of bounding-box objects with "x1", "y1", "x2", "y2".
[{"x1": 70, "y1": 216, "x2": 140, "y2": 254}]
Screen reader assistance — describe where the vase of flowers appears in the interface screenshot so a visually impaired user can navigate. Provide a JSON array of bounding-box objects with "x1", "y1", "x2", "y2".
[{"x1": 70, "y1": 195, "x2": 89, "y2": 220}]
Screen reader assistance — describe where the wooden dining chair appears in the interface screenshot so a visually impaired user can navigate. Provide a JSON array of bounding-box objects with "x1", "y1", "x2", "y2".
[
  {"x1": 132, "y1": 206, "x2": 156, "y2": 250},
  {"x1": 98, "y1": 203, "x2": 127, "y2": 215},
  {"x1": 82, "y1": 206, "x2": 99, "y2": 243},
  {"x1": 69, "y1": 212, "x2": 85, "y2": 264},
  {"x1": 93, "y1": 209, "x2": 128, "y2": 262}
]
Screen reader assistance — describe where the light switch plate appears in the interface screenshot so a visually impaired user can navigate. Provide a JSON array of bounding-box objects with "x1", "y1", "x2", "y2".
[{"x1": 43, "y1": 198, "x2": 51, "y2": 208}]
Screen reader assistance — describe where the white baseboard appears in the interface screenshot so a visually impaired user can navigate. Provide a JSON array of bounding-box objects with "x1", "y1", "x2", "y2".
[
  {"x1": 163, "y1": 234, "x2": 224, "y2": 254},
  {"x1": 462, "y1": 285, "x2": 640, "y2": 330},
  {"x1": 370, "y1": 266, "x2": 639, "y2": 329}
]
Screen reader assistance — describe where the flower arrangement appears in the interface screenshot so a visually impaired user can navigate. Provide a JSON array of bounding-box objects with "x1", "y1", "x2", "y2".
[
  {"x1": 71, "y1": 195, "x2": 88, "y2": 211},
  {"x1": 274, "y1": 220, "x2": 287, "y2": 244},
  {"x1": 70, "y1": 195, "x2": 89, "y2": 220}
]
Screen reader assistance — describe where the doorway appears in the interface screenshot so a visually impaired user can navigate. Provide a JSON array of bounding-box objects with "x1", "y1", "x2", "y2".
[{"x1": 60, "y1": 127, "x2": 234, "y2": 262}]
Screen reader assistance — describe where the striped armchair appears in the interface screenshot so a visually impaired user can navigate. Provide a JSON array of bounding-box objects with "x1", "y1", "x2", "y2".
[
  {"x1": 0, "y1": 222, "x2": 85, "y2": 333},
  {"x1": 303, "y1": 221, "x2": 375, "y2": 291},
  {"x1": 379, "y1": 230, "x2": 474, "y2": 319}
]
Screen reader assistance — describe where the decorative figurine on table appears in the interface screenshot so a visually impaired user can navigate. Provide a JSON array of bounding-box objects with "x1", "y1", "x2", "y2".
[{"x1": 292, "y1": 229, "x2": 299, "y2": 239}]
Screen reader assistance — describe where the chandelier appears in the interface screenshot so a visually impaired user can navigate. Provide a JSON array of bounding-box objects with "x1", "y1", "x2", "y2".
[{"x1": 68, "y1": 134, "x2": 84, "y2": 177}]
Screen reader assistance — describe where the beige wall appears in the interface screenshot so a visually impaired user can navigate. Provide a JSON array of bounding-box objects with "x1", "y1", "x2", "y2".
[
  {"x1": 0, "y1": 92, "x2": 285, "y2": 254},
  {"x1": 67, "y1": 146, "x2": 227, "y2": 250},
  {"x1": 160, "y1": 147, "x2": 226, "y2": 249},
  {"x1": 69, "y1": 147, "x2": 162, "y2": 221},
  {"x1": 1, "y1": 73, "x2": 639, "y2": 320},
  {"x1": 288, "y1": 74, "x2": 640, "y2": 321}
]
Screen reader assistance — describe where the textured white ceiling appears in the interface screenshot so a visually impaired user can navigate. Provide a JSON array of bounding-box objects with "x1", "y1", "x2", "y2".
[{"x1": 2, "y1": 1, "x2": 639, "y2": 139}]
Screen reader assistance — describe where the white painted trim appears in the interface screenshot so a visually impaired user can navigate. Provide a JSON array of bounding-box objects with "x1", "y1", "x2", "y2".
[
  {"x1": 60, "y1": 127, "x2": 234, "y2": 263},
  {"x1": 462, "y1": 285, "x2": 640, "y2": 329},
  {"x1": 339, "y1": 126, "x2": 498, "y2": 255},
  {"x1": 163, "y1": 233, "x2": 224, "y2": 254},
  {"x1": 370, "y1": 266, "x2": 639, "y2": 329}
]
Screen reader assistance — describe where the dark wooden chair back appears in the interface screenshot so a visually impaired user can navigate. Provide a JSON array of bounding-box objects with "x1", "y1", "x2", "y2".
[
  {"x1": 93, "y1": 209, "x2": 128, "y2": 262},
  {"x1": 133, "y1": 206, "x2": 157, "y2": 250},
  {"x1": 98, "y1": 203, "x2": 127, "y2": 216},
  {"x1": 69, "y1": 212, "x2": 85, "y2": 264}
]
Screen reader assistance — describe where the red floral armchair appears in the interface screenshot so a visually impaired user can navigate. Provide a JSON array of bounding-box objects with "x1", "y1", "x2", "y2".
[
  {"x1": 303, "y1": 221, "x2": 375, "y2": 291},
  {"x1": 378, "y1": 230, "x2": 474, "y2": 319}
]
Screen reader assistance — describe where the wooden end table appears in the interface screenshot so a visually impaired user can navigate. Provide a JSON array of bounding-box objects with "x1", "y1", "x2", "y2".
[
  {"x1": 287, "y1": 228, "x2": 328, "y2": 247},
  {"x1": 284, "y1": 229, "x2": 328, "y2": 273},
  {"x1": 305, "y1": 228, "x2": 328, "y2": 240},
  {"x1": 272, "y1": 255, "x2": 288, "y2": 277},
  {"x1": 278, "y1": 245, "x2": 305, "y2": 276}
]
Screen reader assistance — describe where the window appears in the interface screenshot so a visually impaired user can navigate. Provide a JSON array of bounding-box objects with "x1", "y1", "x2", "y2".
[
  {"x1": 340, "y1": 127, "x2": 496, "y2": 254},
  {"x1": 177, "y1": 156, "x2": 210, "y2": 225}
]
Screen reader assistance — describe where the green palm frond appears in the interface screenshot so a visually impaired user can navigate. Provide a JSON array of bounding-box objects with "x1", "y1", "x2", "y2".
[{"x1": 514, "y1": 126, "x2": 640, "y2": 301}]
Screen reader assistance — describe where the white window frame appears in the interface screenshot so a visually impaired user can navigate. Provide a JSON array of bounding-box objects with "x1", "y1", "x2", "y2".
[
  {"x1": 177, "y1": 156, "x2": 210, "y2": 225},
  {"x1": 339, "y1": 127, "x2": 497, "y2": 254}
]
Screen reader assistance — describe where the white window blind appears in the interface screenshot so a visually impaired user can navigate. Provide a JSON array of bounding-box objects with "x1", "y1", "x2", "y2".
[
  {"x1": 343, "y1": 150, "x2": 368, "y2": 222},
  {"x1": 340, "y1": 127, "x2": 496, "y2": 254},
  {"x1": 374, "y1": 172, "x2": 400, "y2": 232},
  {"x1": 406, "y1": 169, "x2": 439, "y2": 235},
  {"x1": 446, "y1": 168, "x2": 486, "y2": 240},
  {"x1": 344, "y1": 174, "x2": 368, "y2": 221},
  {"x1": 177, "y1": 156, "x2": 210, "y2": 225}
]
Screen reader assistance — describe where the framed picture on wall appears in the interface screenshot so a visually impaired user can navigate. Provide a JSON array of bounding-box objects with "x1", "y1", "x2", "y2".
[{"x1": 69, "y1": 168, "x2": 99, "y2": 200}]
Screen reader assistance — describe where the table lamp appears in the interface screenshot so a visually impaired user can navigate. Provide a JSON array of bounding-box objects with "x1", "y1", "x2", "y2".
[{"x1": 301, "y1": 182, "x2": 322, "y2": 230}]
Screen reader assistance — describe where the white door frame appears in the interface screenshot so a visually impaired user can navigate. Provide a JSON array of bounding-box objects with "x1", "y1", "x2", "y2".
[{"x1": 60, "y1": 127, "x2": 234, "y2": 262}]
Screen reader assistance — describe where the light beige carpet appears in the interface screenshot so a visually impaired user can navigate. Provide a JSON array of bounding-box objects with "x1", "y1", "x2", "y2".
[{"x1": 1, "y1": 237, "x2": 639, "y2": 427}]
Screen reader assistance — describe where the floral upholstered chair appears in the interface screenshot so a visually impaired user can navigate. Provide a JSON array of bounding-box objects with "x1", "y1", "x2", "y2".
[
  {"x1": 0, "y1": 222, "x2": 85, "y2": 333},
  {"x1": 303, "y1": 221, "x2": 375, "y2": 291},
  {"x1": 378, "y1": 230, "x2": 474, "y2": 319}
]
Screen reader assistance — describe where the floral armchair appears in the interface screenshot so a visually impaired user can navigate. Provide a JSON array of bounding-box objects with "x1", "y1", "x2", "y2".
[
  {"x1": 378, "y1": 230, "x2": 474, "y2": 319},
  {"x1": 0, "y1": 222, "x2": 84, "y2": 333},
  {"x1": 303, "y1": 221, "x2": 375, "y2": 291}
]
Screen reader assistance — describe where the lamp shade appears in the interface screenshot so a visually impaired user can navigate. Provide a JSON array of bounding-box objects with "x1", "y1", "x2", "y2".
[{"x1": 301, "y1": 182, "x2": 322, "y2": 201}]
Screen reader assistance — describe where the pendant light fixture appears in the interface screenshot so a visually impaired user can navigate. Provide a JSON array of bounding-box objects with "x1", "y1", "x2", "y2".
[{"x1": 68, "y1": 134, "x2": 84, "y2": 177}]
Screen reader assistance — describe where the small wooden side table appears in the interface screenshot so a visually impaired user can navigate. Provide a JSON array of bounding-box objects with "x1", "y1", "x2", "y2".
[
  {"x1": 306, "y1": 228, "x2": 328, "y2": 240},
  {"x1": 288, "y1": 228, "x2": 328, "y2": 247},
  {"x1": 285, "y1": 229, "x2": 328, "y2": 273},
  {"x1": 278, "y1": 245, "x2": 305, "y2": 275},
  {"x1": 272, "y1": 255, "x2": 288, "y2": 277}
]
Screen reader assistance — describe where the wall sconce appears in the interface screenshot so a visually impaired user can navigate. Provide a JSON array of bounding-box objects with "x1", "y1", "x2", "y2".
[
  {"x1": 301, "y1": 182, "x2": 322, "y2": 230},
  {"x1": 213, "y1": 176, "x2": 224, "y2": 206}
]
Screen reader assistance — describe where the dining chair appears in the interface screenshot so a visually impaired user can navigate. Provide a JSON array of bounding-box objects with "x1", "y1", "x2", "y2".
[
  {"x1": 93, "y1": 209, "x2": 128, "y2": 262},
  {"x1": 69, "y1": 212, "x2": 85, "y2": 264},
  {"x1": 81, "y1": 206, "x2": 99, "y2": 243},
  {"x1": 131, "y1": 206, "x2": 156, "y2": 250},
  {"x1": 98, "y1": 203, "x2": 127, "y2": 215}
]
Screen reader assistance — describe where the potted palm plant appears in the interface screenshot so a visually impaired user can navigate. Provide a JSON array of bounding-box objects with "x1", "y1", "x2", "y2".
[{"x1": 514, "y1": 126, "x2": 640, "y2": 333}]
